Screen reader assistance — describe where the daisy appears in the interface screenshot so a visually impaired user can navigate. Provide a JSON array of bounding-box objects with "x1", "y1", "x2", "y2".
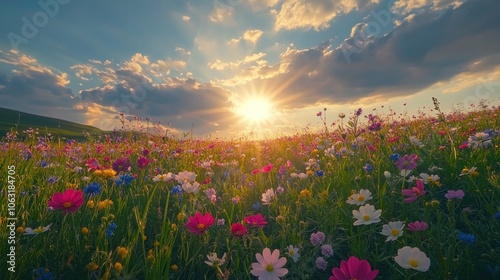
[
  {"x1": 286, "y1": 245, "x2": 300, "y2": 263},
  {"x1": 250, "y1": 248, "x2": 288, "y2": 279}
]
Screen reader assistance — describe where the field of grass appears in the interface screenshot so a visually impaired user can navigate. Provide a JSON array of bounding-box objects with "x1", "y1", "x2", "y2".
[
  {"x1": 0, "y1": 101, "x2": 499, "y2": 279},
  {"x1": 0, "y1": 108, "x2": 106, "y2": 141}
]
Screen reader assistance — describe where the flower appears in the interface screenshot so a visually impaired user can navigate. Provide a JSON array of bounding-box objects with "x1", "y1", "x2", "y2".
[
  {"x1": 115, "y1": 173, "x2": 135, "y2": 186},
  {"x1": 286, "y1": 245, "x2": 300, "y2": 263},
  {"x1": 445, "y1": 190, "x2": 465, "y2": 200},
  {"x1": 32, "y1": 267, "x2": 54, "y2": 280},
  {"x1": 458, "y1": 232, "x2": 475, "y2": 244},
  {"x1": 321, "y1": 244, "x2": 334, "y2": 257},
  {"x1": 83, "y1": 182, "x2": 101, "y2": 196},
  {"x1": 395, "y1": 154, "x2": 419, "y2": 171},
  {"x1": 175, "y1": 170, "x2": 196, "y2": 184},
  {"x1": 250, "y1": 248, "x2": 288, "y2": 279},
  {"x1": 346, "y1": 189, "x2": 373, "y2": 205},
  {"x1": 261, "y1": 164, "x2": 274, "y2": 173},
  {"x1": 217, "y1": 218, "x2": 225, "y2": 226},
  {"x1": 381, "y1": 221, "x2": 405, "y2": 242},
  {"x1": 106, "y1": 222, "x2": 117, "y2": 237},
  {"x1": 310, "y1": 231, "x2": 326, "y2": 246},
  {"x1": 261, "y1": 188, "x2": 276, "y2": 205},
  {"x1": 363, "y1": 163, "x2": 373, "y2": 173},
  {"x1": 231, "y1": 222, "x2": 247, "y2": 237},
  {"x1": 459, "y1": 167, "x2": 479, "y2": 177},
  {"x1": 152, "y1": 173, "x2": 173, "y2": 182},
  {"x1": 117, "y1": 247, "x2": 129, "y2": 258},
  {"x1": 394, "y1": 246, "x2": 430, "y2": 272},
  {"x1": 185, "y1": 212, "x2": 215, "y2": 234},
  {"x1": 112, "y1": 157, "x2": 131, "y2": 173},
  {"x1": 205, "y1": 252, "x2": 227, "y2": 267},
  {"x1": 329, "y1": 256, "x2": 379, "y2": 280},
  {"x1": 182, "y1": 181, "x2": 200, "y2": 194},
  {"x1": 114, "y1": 262, "x2": 123, "y2": 273},
  {"x1": 136, "y1": 156, "x2": 150, "y2": 169},
  {"x1": 47, "y1": 189, "x2": 84, "y2": 214},
  {"x1": 81, "y1": 227, "x2": 89, "y2": 235},
  {"x1": 468, "y1": 132, "x2": 492, "y2": 148},
  {"x1": 316, "y1": 256, "x2": 328, "y2": 270},
  {"x1": 352, "y1": 204, "x2": 382, "y2": 226},
  {"x1": 24, "y1": 224, "x2": 51, "y2": 235},
  {"x1": 97, "y1": 199, "x2": 114, "y2": 210},
  {"x1": 407, "y1": 221, "x2": 428, "y2": 232},
  {"x1": 419, "y1": 173, "x2": 441, "y2": 186},
  {"x1": 401, "y1": 179, "x2": 426, "y2": 203},
  {"x1": 244, "y1": 213, "x2": 268, "y2": 228}
]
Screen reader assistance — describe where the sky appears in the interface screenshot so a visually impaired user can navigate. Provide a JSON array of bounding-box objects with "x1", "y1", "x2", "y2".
[{"x1": 1, "y1": 0, "x2": 499, "y2": 139}]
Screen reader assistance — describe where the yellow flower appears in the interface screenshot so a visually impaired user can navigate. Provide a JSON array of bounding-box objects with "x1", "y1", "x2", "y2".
[
  {"x1": 300, "y1": 189, "x2": 312, "y2": 197},
  {"x1": 86, "y1": 262, "x2": 99, "y2": 271},
  {"x1": 171, "y1": 264, "x2": 179, "y2": 271},
  {"x1": 153, "y1": 241, "x2": 160, "y2": 247},
  {"x1": 117, "y1": 247, "x2": 129, "y2": 259},
  {"x1": 102, "y1": 169, "x2": 117, "y2": 178},
  {"x1": 87, "y1": 200, "x2": 95, "y2": 209},
  {"x1": 81, "y1": 227, "x2": 89, "y2": 235},
  {"x1": 177, "y1": 212, "x2": 186, "y2": 221},
  {"x1": 98, "y1": 199, "x2": 114, "y2": 210},
  {"x1": 16, "y1": 226, "x2": 24, "y2": 234},
  {"x1": 306, "y1": 169, "x2": 313, "y2": 176},
  {"x1": 113, "y1": 262, "x2": 123, "y2": 273},
  {"x1": 142, "y1": 235, "x2": 147, "y2": 241},
  {"x1": 171, "y1": 223, "x2": 177, "y2": 231}
]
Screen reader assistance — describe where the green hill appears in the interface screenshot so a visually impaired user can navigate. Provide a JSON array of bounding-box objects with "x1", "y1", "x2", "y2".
[{"x1": 0, "y1": 107, "x2": 106, "y2": 141}]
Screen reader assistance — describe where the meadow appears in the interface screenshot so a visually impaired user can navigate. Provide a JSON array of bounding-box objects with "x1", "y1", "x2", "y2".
[{"x1": 1, "y1": 100, "x2": 499, "y2": 280}]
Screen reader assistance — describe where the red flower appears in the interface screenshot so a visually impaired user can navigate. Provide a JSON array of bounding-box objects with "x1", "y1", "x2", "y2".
[
  {"x1": 231, "y1": 223, "x2": 247, "y2": 237},
  {"x1": 185, "y1": 212, "x2": 214, "y2": 234},
  {"x1": 47, "y1": 189, "x2": 84, "y2": 214},
  {"x1": 244, "y1": 213, "x2": 268, "y2": 228},
  {"x1": 261, "y1": 164, "x2": 274, "y2": 173},
  {"x1": 330, "y1": 256, "x2": 378, "y2": 280}
]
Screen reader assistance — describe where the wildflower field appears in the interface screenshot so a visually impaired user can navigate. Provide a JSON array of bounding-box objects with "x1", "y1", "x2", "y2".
[{"x1": 1, "y1": 102, "x2": 500, "y2": 280}]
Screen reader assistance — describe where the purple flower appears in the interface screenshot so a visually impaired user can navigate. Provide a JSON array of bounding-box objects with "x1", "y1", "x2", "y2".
[
  {"x1": 407, "y1": 221, "x2": 428, "y2": 232},
  {"x1": 394, "y1": 154, "x2": 419, "y2": 171},
  {"x1": 310, "y1": 231, "x2": 326, "y2": 246},
  {"x1": 112, "y1": 157, "x2": 131, "y2": 173},
  {"x1": 321, "y1": 244, "x2": 334, "y2": 257},
  {"x1": 445, "y1": 190, "x2": 465, "y2": 200},
  {"x1": 316, "y1": 256, "x2": 328, "y2": 270}
]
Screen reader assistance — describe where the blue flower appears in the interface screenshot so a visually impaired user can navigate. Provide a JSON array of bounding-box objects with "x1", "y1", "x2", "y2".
[
  {"x1": 495, "y1": 211, "x2": 500, "y2": 220},
  {"x1": 252, "y1": 202, "x2": 261, "y2": 211},
  {"x1": 83, "y1": 182, "x2": 101, "y2": 196},
  {"x1": 171, "y1": 185, "x2": 183, "y2": 195},
  {"x1": 106, "y1": 222, "x2": 117, "y2": 237},
  {"x1": 389, "y1": 153, "x2": 400, "y2": 162},
  {"x1": 315, "y1": 170, "x2": 324, "y2": 177},
  {"x1": 458, "y1": 232, "x2": 475, "y2": 244},
  {"x1": 33, "y1": 267, "x2": 54, "y2": 280},
  {"x1": 48, "y1": 176, "x2": 58, "y2": 184},
  {"x1": 363, "y1": 163, "x2": 373, "y2": 173},
  {"x1": 115, "y1": 173, "x2": 134, "y2": 186}
]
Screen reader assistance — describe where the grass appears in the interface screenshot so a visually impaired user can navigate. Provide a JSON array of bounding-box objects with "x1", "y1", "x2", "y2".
[{"x1": 0, "y1": 101, "x2": 499, "y2": 279}]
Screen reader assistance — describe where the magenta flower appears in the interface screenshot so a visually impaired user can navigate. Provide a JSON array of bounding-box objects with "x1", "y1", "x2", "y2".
[
  {"x1": 112, "y1": 157, "x2": 131, "y2": 173},
  {"x1": 136, "y1": 156, "x2": 150, "y2": 169},
  {"x1": 402, "y1": 179, "x2": 426, "y2": 203},
  {"x1": 261, "y1": 164, "x2": 274, "y2": 173},
  {"x1": 445, "y1": 190, "x2": 465, "y2": 200},
  {"x1": 231, "y1": 223, "x2": 247, "y2": 237},
  {"x1": 407, "y1": 221, "x2": 428, "y2": 232},
  {"x1": 185, "y1": 212, "x2": 215, "y2": 234},
  {"x1": 244, "y1": 213, "x2": 268, "y2": 228},
  {"x1": 394, "y1": 154, "x2": 419, "y2": 171},
  {"x1": 47, "y1": 189, "x2": 84, "y2": 214},
  {"x1": 329, "y1": 256, "x2": 379, "y2": 280}
]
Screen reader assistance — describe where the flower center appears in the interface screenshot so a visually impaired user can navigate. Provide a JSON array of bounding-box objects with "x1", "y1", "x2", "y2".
[
  {"x1": 409, "y1": 259, "x2": 419, "y2": 268},
  {"x1": 34, "y1": 227, "x2": 45, "y2": 233},
  {"x1": 265, "y1": 264, "x2": 274, "y2": 272},
  {"x1": 357, "y1": 195, "x2": 365, "y2": 201},
  {"x1": 390, "y1": 229, "x2": 399, "y2": 236},
  {"x1": 363, "y1": 215, "x2": 371, "y2": 221},
  {"x1": 289, "y1": 250, "x2": 294, "y2": 256},
  {"x1": 63, "y1": 202, "x2": 73, "y2": 208},
  {"x1": 197, "y1": 223, "x2": 205, "y2": 229}
]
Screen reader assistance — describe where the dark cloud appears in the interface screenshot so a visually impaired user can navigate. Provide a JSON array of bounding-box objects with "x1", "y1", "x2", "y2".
[{"x1": 232, "y1": 0, "x2": 500, "y2": 108}]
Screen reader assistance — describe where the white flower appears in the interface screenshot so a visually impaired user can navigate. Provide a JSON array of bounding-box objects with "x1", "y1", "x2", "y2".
[
  {"x1": 182, "y1": 181, "x2": 200, "y2": 194},
  {"x1": 175, "y1": 171, "x2": 196, "y2": 184},
  {"x1": 409, "y1": 136, "x2": 424, "y2": 147},
  {"x1": 346, "y1": 189, "x2": 373, "y2": 205},
  {"x1": 400, "y1": 169, "x2": 412, "y2": 178},
  {"x1": 468, "y1": 132, "x2": 492, "y2": 148},
  {"x1": 262, "y1": 189, "x2": 276, "y2": 205},
  {"x1": 286, "y1": 245, "x2": 300, "y2": 263},
  {"x1": 459, "y1": 167, "x2": 477, "y2": 176},
  {"x1": 205, "y1": 252, "x2": 226, "y2": 267},
  {"x1": 153, "y1": 173, "x2": 173, "y2": 182},
  {"x1": 395, "y1": 246, "x2": 431, "y2": 272},
  {"x1": 251, "y1": 248, "x2": 288, "y2": 279},
  {"x1": 384, "y1": 171, "x2": 391, "y2": 178},
  {"x1": 352, "y1": 204, "x2": 382, "y2": 226},
  {"x1": 24, "y1": 224, "x2": 51, "y2": 235},
  {"x1": 298, "y1": 173, "x2": 308, "y2": 179},
  {"x1": 381, "y1": 221, "x2": 405, "y2": 242}
]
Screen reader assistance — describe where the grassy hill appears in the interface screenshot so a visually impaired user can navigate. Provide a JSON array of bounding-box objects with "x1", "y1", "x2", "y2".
[{"x1": 0, "y1": 107, "x2": 106, "y2": 141}]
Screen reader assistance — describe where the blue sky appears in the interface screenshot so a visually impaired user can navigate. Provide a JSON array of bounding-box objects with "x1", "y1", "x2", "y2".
[{"x1": 1, "y1": 0, "x2": 499, "y2": 138}]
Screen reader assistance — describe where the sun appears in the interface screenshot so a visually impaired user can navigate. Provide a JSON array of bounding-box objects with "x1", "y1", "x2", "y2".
[{"x1": 237, "y1": 96, "x2": 274, "y2": 124}]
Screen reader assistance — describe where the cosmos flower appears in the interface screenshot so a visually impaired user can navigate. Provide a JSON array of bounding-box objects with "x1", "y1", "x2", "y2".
[
  {"x1": 205, "y1": 252, "x2": 227, "y2": 267},
  {"x1": 381, "y1": 221, "x2": 405, "y2": 242},
  {"x1": 346, "y1": 189, "x2": 373, "y2": 205},
  {"x1": 250, "y1": 248, "x2": 288, "y2": 279},
  {"x1": 244, "y1": 213, "x2": 268, "y2": 228},
  {"x1": 112, "y1": 157, "x2": 131, "y2": 173},
  {"x1": 231, "y1": 223, "x2": 247, "y2": 237},
  {"x1": 402, "y1": 180, "x2": 426, "y2": 203},
  {"x1": 445, "y1": 190, "x2": 465, "y2": 200},
  {"x1": 352, "y1": 204, "x2": 382, "y2": 226},
  {"x1": 47, "y1": 189, "x2": 84, "y2": 214},
  {"x1": 261, "y1": 188, "x2": 276, "y2": 205},
  {"x1": 407, "y1": 221, "x2": 428, "y2": 232},
  {"x1": 329, "y1": 256, "x2": 379, "y2": 280},
  {"x1": 185, "y1": 212, "x2": 214, "y2": 234},
  {"x1": 24, "y1": 224, "x2": 51, "y2": 235},
  {"x1": 394, "y1": 246, "x2": 430, "y2": 272},
  {"x1": 394, "y1": 154, "x2": 419, "y2": 171}
]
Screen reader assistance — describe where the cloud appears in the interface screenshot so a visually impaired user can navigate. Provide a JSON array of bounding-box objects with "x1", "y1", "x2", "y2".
[
  {"x1": 208, "y1": 52, "x2": 266, "y2": 71},
  {"x1": 228, "y1": 29, "x2": 264, "y2": 45},
  {"x1": 274, "y1": 0, "x2": 379, "y2": 31},
  {"x1": 182, "y1": 15, "x2": 191, "y2": 22},
  {"x1": 219, "y1": 0, "x2": 500, "y2": 109},
  {"x1": 209, "y1": 5, "x2": 234, "y2": 22}
]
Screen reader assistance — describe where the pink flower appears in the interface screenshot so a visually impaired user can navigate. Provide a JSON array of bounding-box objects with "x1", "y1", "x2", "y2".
[
  {"x1": 185, "y1": 212, "x2": 214, "y2": 234},
  {"x1": 395, "y1": 154, "x2": 419, "y2": 171},
  {"x1": 402, "y1": 179, "x2": 426, "y2": 203},
  {"x1": 407, "y1": 221, "x2": 428, "y2": 232},
  {"x1": 136, "y1": 156, "x2": 150, "y2": 169},
  {"x1": 244, "y1": 214, "x2": 268, "y2": 228},
  {"x1": 329, "y1": 256, "x2": 379, "y2": 280},
  {"x1": 231, "y1": 223, "x2": 247, "y2": 237},
  {"x1": 47, "y1": 189, "x2": 84, "y2": 214},
  {"x1": 445, "y1": 190, "x2": 465, "y2": 200},
  {"x1": 251, "y1": 248, "x2": 288, "y2": 279},
  {"x1": 261, "y1": 164, "x2": 274, "y2": 173},
  {"x1": 310, "y1": 231, "x2": 326, "y2": 246}
]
